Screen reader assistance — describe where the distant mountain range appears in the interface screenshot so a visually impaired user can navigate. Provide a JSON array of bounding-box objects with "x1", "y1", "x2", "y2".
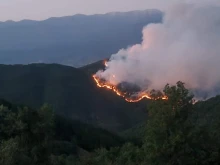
[{"x1": 0, "y1": 10, "x2": 162, "y2": 67}]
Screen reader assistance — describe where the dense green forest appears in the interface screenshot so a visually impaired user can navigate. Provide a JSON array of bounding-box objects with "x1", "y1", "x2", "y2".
[
  {"x1": 0, "y1": 99, "x2": 126, "y2": 165},
  {"x1": 0, "y1": 82, "x2": 219, "y2": 165}
]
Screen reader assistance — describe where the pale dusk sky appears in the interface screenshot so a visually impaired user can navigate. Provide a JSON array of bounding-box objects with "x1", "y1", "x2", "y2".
[{"x1": 0, "y1": 0, "x2": 219, "y2": 21}]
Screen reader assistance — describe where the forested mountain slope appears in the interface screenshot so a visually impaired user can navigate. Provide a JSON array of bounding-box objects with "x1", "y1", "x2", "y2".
[{"x1": 0, "y1": 64, "x2": 147, "y2": 131}]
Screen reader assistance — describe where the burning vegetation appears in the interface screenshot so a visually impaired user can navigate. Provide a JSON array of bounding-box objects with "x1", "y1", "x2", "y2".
[{"x1": 93, "y1": 71, "x2": 167, "y2": 102}]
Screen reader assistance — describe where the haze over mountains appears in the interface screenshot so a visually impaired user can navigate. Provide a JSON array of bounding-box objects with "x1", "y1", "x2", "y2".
[{"x1": 0, "y1": 10, "x2": 162, "y2": 67}]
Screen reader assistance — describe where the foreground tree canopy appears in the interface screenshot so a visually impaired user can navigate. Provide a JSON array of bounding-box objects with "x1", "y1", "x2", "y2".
[
  {"x1": 0, "y1": 82, "x2": 219, "y2": 165},
  {"x1": 0, "y1": 103, "x2": 124, "y2": 165},
  {"x1": 81, "y1": 82, "x2": 220, "y2": 165}
]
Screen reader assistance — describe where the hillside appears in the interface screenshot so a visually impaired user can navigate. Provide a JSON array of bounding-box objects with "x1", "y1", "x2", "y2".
[
  {"x1": 80, "y1": 59, "x2": 107, "y2": 75},
  {"x1": 0, "y1": 10, "x2": 162, "y2": 67},
  {"x1": 0, "y1": 64, "x2": 147, "y2": 132}
]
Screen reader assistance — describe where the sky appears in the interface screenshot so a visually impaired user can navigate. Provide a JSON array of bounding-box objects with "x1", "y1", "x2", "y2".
[{"x1": 1, "y1": 0, "x2": 219, "y2": 21}]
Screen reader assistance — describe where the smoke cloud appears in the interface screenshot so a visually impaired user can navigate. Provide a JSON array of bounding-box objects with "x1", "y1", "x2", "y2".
[{"x1": 96, "y1": 2, "x2": 220, "y2": 99}]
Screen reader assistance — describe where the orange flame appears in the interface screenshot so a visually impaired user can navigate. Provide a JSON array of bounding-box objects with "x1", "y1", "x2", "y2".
[
  {"x1": 93, "y1": 75, "x2": 168, "y2": 102},
  {"x1": 104, "y1": 60, "x2": 108, "y2": 67}
]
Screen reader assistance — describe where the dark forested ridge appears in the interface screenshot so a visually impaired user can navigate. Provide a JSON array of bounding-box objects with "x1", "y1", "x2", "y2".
[
  {"x1": 0, "y1": 63, "x2": 147, "y2": 132},
  {"x1": 0, "y1": 10, "x2": 162, "y2": 67},
  {"x1": 80, "y1": 59, "x2": 107, "y2": 75}
]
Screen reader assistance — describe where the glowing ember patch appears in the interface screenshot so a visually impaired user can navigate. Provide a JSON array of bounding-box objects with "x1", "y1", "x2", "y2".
[
  {"x1": 104, "y1": 60, "x2": 108, "y2": 67},
  {"x1": 93, "y1": 75, "x2": 168, "y2": 102}
]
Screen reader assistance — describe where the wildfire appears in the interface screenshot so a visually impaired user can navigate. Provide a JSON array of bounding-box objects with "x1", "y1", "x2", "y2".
[
  {"x1": 93, "y1": 75, "x2": 168, "y2": 102},
  {"x1": 104, "y1": 60, "x2": 108, "y2": 67}
]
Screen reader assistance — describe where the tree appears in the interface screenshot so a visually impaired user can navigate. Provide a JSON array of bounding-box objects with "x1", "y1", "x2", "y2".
[
  {"x1": 0, "y1": 137, "x2": 31, "y2": 165},
  {"x1": 0, "y1": 104, "x2": 55, "y2": 165},
  {"x1": 142, "y1": 82, "x2": 220, "y2": 165},
  {"x1": 143, "y1": 82, "x2": 198, "y2": 165}
]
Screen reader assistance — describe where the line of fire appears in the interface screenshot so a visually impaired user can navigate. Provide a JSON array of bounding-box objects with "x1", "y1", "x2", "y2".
[{"x1": 93, "y1": 62, "x2": 168, "y2": 102}]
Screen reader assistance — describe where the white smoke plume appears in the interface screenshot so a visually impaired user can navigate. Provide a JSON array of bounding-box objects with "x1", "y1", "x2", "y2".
[{"x1": 96, "y1": 2, "x2": 220, "y2": 99}]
